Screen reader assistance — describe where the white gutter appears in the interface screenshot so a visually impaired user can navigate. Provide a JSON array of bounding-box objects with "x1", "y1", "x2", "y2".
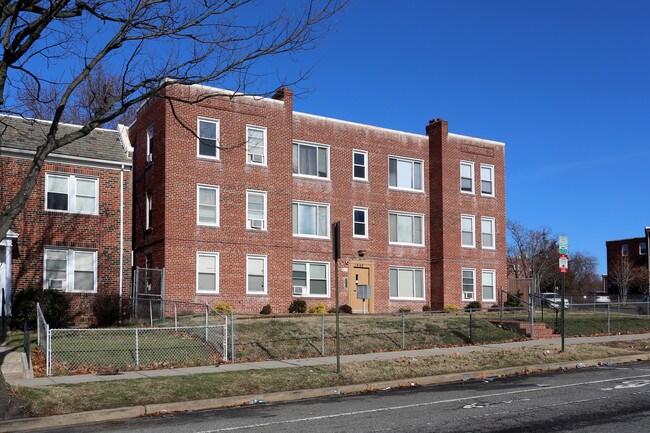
[{"x1": 119, "y1": 164, "x2": 124, "y2": 299}]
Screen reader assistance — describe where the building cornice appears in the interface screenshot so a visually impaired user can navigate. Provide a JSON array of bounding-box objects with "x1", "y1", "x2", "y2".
[{"x1": 0, "y1": 146, "x2": 132, "y2": 170}]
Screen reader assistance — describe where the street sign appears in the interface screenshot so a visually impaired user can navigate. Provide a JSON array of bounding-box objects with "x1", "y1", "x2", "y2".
[
  {"x1": 559, "y1": 235, "x2": 568, "y2": 249},
  {"x1": 559, "y1": 256, "x2": 568, "y2": 273},
  {"x1": 559, "y1": 246, "x2": 568, "y2": 255}
]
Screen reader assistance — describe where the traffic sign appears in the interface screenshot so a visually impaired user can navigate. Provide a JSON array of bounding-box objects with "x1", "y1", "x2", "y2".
[
  {"x1": 559, "y1": 256, "x2": 568, "y2": 273},
  {"x1": 559, "y1": 235, "x2": 568, "y2": 248}
]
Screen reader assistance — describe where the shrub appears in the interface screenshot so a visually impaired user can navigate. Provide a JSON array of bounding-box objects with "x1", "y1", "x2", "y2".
[
  {"x1": 505, "y1": 291, "x2": 523, "y2": 308},
  {"x1": 260, "y1": 304, "x2": 272, "y2": 315},
  {"x1": 398, "y1": 307, "x2": 411, "y2": 313},
  {"x1": 422, "y1": 305, "x2": 432, "y2": 312},
  {"x1": 488, "y1": 304, "x2": 501, "y2": 312},
  {"x1": 213, "y1": 302, "x2": 233, "y2": 314},
  {"x1": 92, "y1": 293, "x2": 131, "y2": 327},
  {"x1": 288, "y1": 299, "x2": 307, "y2": 313},
  {"x1": 308, "y1": 303, "x2": 327, "y2": 314},
  {"x1": 11, "y1": 287, "x2": 70, "y2": 329},
  {"x1": 444, "y1": 304, "x2": 461, "y2": 315},
  {"x1": 465, "y1": 301, "x2": 482, "y2": 311},
  {"x1": 327, "y1": 304, "x2": 353, "y2": 314}
]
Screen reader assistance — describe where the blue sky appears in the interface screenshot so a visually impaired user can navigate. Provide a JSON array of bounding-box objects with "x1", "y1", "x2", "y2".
[{"x1": 282, "y1": 0, "x2": 650, "y2": 275}]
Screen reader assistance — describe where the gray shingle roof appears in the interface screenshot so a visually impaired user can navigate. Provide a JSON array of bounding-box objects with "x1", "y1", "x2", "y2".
[{"x1": 0, "y1": 115, "x2": 130, "y2": 163}]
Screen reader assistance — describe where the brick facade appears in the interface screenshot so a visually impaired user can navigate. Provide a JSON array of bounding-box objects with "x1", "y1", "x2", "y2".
[
  {"x1": 605, "y1": 229, "x2": 650, "y2": 295},
  {"x1": 129, "y1": 85, "x2": 507, "y2": 313}
]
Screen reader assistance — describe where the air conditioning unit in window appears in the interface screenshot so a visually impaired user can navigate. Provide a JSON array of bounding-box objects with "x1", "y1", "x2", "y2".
[
  {"x1": 293, "y1": 286, "x2": 305, "y2": 295},
  {"x1": 250, "y1": 153, "x2": 264, "y2": 164},
  {"x1": 48, "y1": 279, "x2": 64, "y2": 290},
  {"x1": 250, "y1": 219, "x2": 264, "y2": 229},
  {"x1": 146, "y1": 153, "x2": 153, "y2": 164},
  {"x1": 463, "y1": 292, "x2": 473, "y2": 300}
]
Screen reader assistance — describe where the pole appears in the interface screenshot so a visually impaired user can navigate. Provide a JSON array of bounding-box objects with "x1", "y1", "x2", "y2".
[
  {"x1": 561, "y1": 272, "x2": 566, "y2": 352},
  {"x1": 469, "y1": 309, "x2": 473, "y2": 344},
  {"x1": 335, "y1": 257, "x2": 340, "y2": 373}
]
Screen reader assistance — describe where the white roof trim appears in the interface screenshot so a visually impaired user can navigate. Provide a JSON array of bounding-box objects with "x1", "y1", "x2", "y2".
[
  {"x1": 117, "y1": 124, "x2": 134, "y2": 153},
  {"x1": 0, "y1": 146, "x2": 132, "y2": 170},
  {"x1": 449, "y1": 133, "x2": 505, "y2": 147},
  {"x1": 0, "y1": 113, "x2": 119, "y2": 133},
  {"x1": 294, "y1": 111, "x2": 426, "y2": 139},
  {"x1": 165, "y1": 81, "x2": 284, "y2": 104}
]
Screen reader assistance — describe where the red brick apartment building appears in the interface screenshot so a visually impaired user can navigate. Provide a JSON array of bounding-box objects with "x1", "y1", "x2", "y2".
[
  {"x1": 0, "y1": 116, "x2": 132, "y2": 321},
  {"x1": 605, "y1": 228, "x2": 650, "y2": 296},
  {"x1": 129, "y1": 84, "x2": 506, "y2": 313}
]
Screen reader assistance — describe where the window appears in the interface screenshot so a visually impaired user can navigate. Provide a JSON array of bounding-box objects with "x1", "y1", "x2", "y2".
[
  {"x1": 641, "y1": 243, "x2": 647, "y2": 255},
  {"x1": 146, "y1": 191, "x2": 153, "y2": 230},
  {"x1": 246, "y1": 126, "x2": 267, "y2": 165},
  {"x1": 292, "y1": 201, "x2": 329, "y2": 238},
  {"x1": 388, "y1": 156, "x2": 423, "y2": 191},
  {"x1": 197, "y1": 118, "x2": 220, "y2": 159},
  {"x1": 462, "y1": 268, "x2": 476, "y2": 301},
  {"x1": 292, "y1": 261, "x2": 329, "y2": 297},
  {"x1": 44, "y1": 249, "x2": 97, "y2": 292},
  {"x1": 481, "y1": 217, "x2": 495, "y2": 249},
  {"x1": 389, "y1": 212, "x2": 424, "y2": 246},
  {"x1": 247, "y1": 255, "x2": 267, "y2": 294},
  {"x1": 389, "y1": 267, "x2": 424, "y2": 300},
  {"x1": 292, "y1": 141, "x2": 329, "y2": 178},
  {"x1": 482, "y1": 270, "x2": 496, "y2": 302},
  {"x1": 197, "y1": 185, "x2": 219, "y2": 226},
  {"x1": 146, "y1": 125, "x2": 154, "y2": 162},
  {"x1": 480, "y1": 164, "x2": 494, "y2": 196},
  {"x1": 353, "y1": 207, "x2": 368, "y2": 238},
  {"x1": 353, "y1": 150, "x2": 368, "y2": 181},
  {"x1": 45, "y1": 173, "x2": 98, "y2": 214},
  {"x1": 622, "y1": 244, "x2": 629, "y2": 256},
  {"x1": 246, "y1": 190, "x2": 267, "y2": 230},
  {"x1": 460, "y1": 161, "x2": 474, "y2": 193},
  {"x1": 196, "y1": 252, "x2": 219, "y2": 293},
  {"x1": 461, "y1": 215, "x2": 475, "y2": 248}
]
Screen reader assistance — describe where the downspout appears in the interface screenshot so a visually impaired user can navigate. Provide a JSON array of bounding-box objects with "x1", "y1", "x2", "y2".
[{"x1": 120, "y1": 164, "x2": 124, "y2": 300}]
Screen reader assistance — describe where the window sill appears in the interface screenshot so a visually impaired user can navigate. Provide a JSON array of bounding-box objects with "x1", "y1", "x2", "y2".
[
  {"x1": 389, "y1": 242, "x2": 425, "y2": 248},
  {"x1": 292, "y1": 174, "x2": 331, "y2": 182},
  {"x1": 388, "y1": 187, "x2": 425, "y2": 194},
  {"x1": 480, "y1": 194, "x2": 496, "y2": 198},
  {"x1": 46, "y1": 209, "x2": 99, "y2": 216},
  {"x1": 352, "y1": 178, "x2": 369, "y2": 183},
  {"x1": 389, "y1": 297, "x2": 426, "y2": 301},
  {"x1": 293, "y1": 294, "x2": 330, "y2": 298},
  {"x1": 196, "y1": 291, "x2": 220, "y2": 295},
  {"x1": 246, "y1": 292, "x2": 269, "y2": 296},
  {"x1": 461, "y1": 245, "x2": 476, "y2": 249},
  {"x1": 460, "y1": 190, "x2": 475, "y2": 195},
  {"x1": 293, "y1": 234, "x2": 330, "y2": 240}
]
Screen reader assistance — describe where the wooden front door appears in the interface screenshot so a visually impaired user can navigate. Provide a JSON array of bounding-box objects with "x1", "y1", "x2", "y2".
[{"x1": 348, "y1": 261, "x2": 374, "y2": 313}]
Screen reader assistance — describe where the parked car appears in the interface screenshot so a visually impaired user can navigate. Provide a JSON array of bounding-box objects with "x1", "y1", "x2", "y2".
[
  {"x1": 583, "y1": 291, "x2": 611, "y2": 303},
  {"x1": 539, "y1": 292, "x2": 569, "y2": 309},
  {"x1": 638, "y1": 297, "x2": 650, "y2": 315}
]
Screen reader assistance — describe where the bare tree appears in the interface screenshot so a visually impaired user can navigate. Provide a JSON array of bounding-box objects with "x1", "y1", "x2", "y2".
[
  {"x1": 506, "y1": 220, "x2": 557, "y2": 294},
  {"x1": 565, "y1": 251, "x2": 600, "y2": 296},
  {"x1": 0, "y1": 0, "x2": 346, "y2": 241},
  {"x1": 608, "y1": 257, "x2": 636, "y2": 302}
]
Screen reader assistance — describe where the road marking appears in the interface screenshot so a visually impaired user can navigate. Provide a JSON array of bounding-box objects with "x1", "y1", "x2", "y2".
[{"x1": 195, "y1": 372, "x2": 650, "y2": 432}]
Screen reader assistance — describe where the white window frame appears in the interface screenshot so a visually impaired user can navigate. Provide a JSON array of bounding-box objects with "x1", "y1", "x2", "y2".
[
  {"x1": 43, "y1": 248, "x2": 97, "y2": 293},
  {"x1": 622, "y1": 244, "x2": 629, "y2": 256},
  {"x1": 246, "y1": 190, "x2": 268, "y2": 231},
  {"x1": 45, "y1": 173, "x2": 99, "y2": 215},
  {"x1": 389, "y1": 266, "x2": 425, "y2": 301},
  {"x1": 246, "y1": 255, "x2": 268, "y2": 295},
  {"x1": 196, "y1": 184, "x2": 220, "y2": 227},
  {"x1": 481, "y1": 217, "x2": 496, "y2": 250},
  {"x1": 146, "y1": 190, "x2": 153, "y2": 230},
  {"x1": 482, "y1": 269, "x2": 496, "y2": 302},
  {"x1": 388, "y1": 156, "x2": 424, "y2": 192},
  {"x1": 388, "y1": 211, "x2": 425, "y2": 246},
  {"x1": 460, "y1": 161, "x2": 474, "y2": 194},
  {"x1": 462, "y1": 268, "x2": 476, "y2": 301},
  {"x1": 292, "y1": 200, "x2": 330, "y2": 239},
  {"x1": 246, "y1": 125, "x2": 267, "y2": 166},
  {"x1": 196, "y1": 251, "x2": 219, "y2": 294},
  {"x1": 352, "y1": 149, "x2": 368, "y2": 181},
  {"x1": 197, "y1": 117, "x2": 220, "y2": 160},
  {"x1": 292, "y1": 260, "x2": 330, "y2": 298},
  {"x1": 353, "y1": 206, "x2": 369, "y2": 239},
  {"x1": 146, "y1": 125, "x2": 154, "y2": 162},
  {"x1": 480, "y1": 164, "x2": 495, "y2": 197},
  {"x1": 461, "y1": 214, "x2": 476, "y2": 248},
  {"x1": 292, "y1": 140, "x2": 330, "y2": 180}
]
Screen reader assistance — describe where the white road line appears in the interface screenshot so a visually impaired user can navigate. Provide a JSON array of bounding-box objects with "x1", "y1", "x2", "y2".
[{"x1": 195, "y1": 372, "x2": 650, "y2": 433}]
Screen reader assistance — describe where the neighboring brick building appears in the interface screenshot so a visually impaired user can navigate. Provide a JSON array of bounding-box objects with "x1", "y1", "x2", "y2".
[
  {"x1": 129, "y1": 84, "x2": 506, "y2": 313},
  {"x1": 0, "y1": 116, "x2": 132, "y2": 323},
  {"x1": 605, "y1": 228, "x2": 650, "y2": 296}
]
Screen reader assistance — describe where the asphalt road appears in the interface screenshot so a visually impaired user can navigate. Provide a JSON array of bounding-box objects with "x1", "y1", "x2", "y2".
[{"x1": 34, "y1": 362, "x2": 650, "y2": 433}]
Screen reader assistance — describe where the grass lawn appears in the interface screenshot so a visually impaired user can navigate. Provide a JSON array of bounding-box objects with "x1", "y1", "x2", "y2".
[{"x1": 539, "y1": 311, "x2": 650, "y2": 336}]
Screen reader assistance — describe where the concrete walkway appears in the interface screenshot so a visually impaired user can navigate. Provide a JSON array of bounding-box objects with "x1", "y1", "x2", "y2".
[{"x1": 4, "y1": 333, "x2": 650, "y2": 388}]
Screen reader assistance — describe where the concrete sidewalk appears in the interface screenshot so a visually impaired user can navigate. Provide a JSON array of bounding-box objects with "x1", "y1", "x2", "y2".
[{"x1": 4, "y1": 333, "x2": 650, "y2": 388}]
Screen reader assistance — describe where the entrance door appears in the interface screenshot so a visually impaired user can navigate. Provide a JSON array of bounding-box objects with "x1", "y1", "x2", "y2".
[{"x1": 348, "y1": 261, "x2": 374, "y2": 313}]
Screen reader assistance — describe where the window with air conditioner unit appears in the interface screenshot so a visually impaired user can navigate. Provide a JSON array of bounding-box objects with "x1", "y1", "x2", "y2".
[
  {"x1": 250, "y1": 153, "x2": 264, "y2": 164},
  {"x1": 247, "y1": 190, "x2": 267, "y2": 230},
  {"x1": 462, "y1": 268, "x2": 476, "y2": 301},
  {"x1": 292, "y1": 285, "x2": 305, "y2": 295},
  {"x1": 48, "y1": 279, "x2": 64, "y2": 290},
  {"x1": 249, "y1": 219, "x2": 264, "y2": 229},
  {"x1": 247, "y1": 126, "x2": 267, "y2": 166},
  {"x1": 292, "y1": 261, "x2": 329, "y2": 297},
  {"x1": 44, "y1": 249, "x2": 97, "y2": 292}
]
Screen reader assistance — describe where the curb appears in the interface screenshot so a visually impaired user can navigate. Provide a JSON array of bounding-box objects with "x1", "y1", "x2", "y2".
[{"x1": 1, "y1": 354, "x2": 648, "y2": 432}]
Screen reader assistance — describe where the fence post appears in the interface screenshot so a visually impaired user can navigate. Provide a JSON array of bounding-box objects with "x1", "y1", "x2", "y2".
[
  {"x1": 149, "y1": 300, "x2": 153, "y2": 327},
  {"x1": 174, "y1": 302, "x2": 178, "y2": 330},
  {"x1": 321, "y1": 314, "x2": 325, "y2": 356},
  {"x1": 1, "y1": 290, "x2": 5, "y2": 342},
  {"x1": 469, "y1": 309, "x2": 473, "y2": 344},
  {"x1": 499, "y1": 288, "x2": 503, "y2": 327},
  {"x1": 230, "y1": 312, "x2": 236, "y2": 363},
  {"x1": 135, "y1": 328, "x2": 140, "y2": 368},
  {"x1": 401, "y1": 313, "x2": 406, "y2": 350},
  {"x1": 23, "y1": 308, "x2": 30, "y2": 368},
  {"x1": 607, "y1": 304, "x2": 611, "y2": 334},
  {"x1": 205, "y1": 304, "x2": 209, "y2": 343},
  {"x1": 46, "y1": 324, "x2": 51, "y2": 377}
]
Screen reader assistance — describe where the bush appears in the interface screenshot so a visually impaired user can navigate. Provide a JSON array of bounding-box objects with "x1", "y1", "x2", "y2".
[
  {"x1": 213, "y1": 302, "x2": 233, "y2": 314},
  {"x1": 465, "y1": 301, "x2": 482, "y2": 311},
  {"x1": 288, "y1": 299, "x2": 307, "y2": 313},
  {"x1": 260, "y1": 304, "x2": 272, "y2": 315},
  {"x1": 444, "y1": 304, "x2": 461, "y2": 315},
  {"x1": 398, "y1": 307, "x2": 411, "y2": 313},
  {"x1": 11, "y1": 287, "x2": 70, "y2": 329},
  {"x1": 92, "y1": 293, "x2": 130, "y2": 327},
  {"x1": 308, "y1": 303, "x2": 327, "y2": 314},
  {"x1": 488, "y1": 304, "x2": 501, "y2": 312},
  {"x1": 327, "y1": 304, "x2": 353, "y2": 314},
  {"x1": 505, "y1": 291, "x2": 523, "y2": 308},
  {"x1": 422, "y1": 305, "x2": 432, "y2": 312}
]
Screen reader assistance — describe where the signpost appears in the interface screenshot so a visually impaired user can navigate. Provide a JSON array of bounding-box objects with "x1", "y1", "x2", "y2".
[
  {"x1": 332, "y1": 221, "x2": 341, "y2": 373},
  {"x1": 558, "y1": 235, "x2": 568, "y2": 351}
]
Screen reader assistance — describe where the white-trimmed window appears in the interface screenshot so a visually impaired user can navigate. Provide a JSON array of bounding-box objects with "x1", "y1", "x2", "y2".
[
  {"x1": 461, "y1": 215, "x2": 475, "y2": 248},
  {"x1": 292, "y1": 141, "x2": 329, "y2": 178},
  {"x1": 292, "y1": 201, "x2": 329, "y2": 238},
  {"x1": 292, "y1": 261, "x2": 329, "y2": 297},
  {"x1": 44, "y1": 249, "x2": 97, "y2": 292},
  {"x1": 460, "y1": 161, "x2": 474, "y2": 193},
  {"x1": 246, "y1": 125, "x2": 267, "y2": 165},
  {"x1": 45, "y1": 173, "x2": 98, "y2": 214},
  {"x1": 480, "y1": 164, "x2": 495, "y2": 197},
  {"x1": 389, "y1": 212, "x2": 424, "y2": 246},
  {"x1": 197, "y1": 118, "x2": 220, "y2": 159},
  {"x1": 146, "y1": 190, "x2": 153, "y2": 230},
  {"x1": 353, "y1": 150, "x2": 368, "y2": 181},
  {"x1": 641, "y1": 242, "x2": 647, "y2": 255},
  {"x1": 146, "y1": 125, "x2": 154, "y2": 162},
  {"x1": 246, "y1": 190, "x2": 267, "y2": 230},
  {"x1": 197, "y1": 185, "x2": 219, "y2": 226},
  {"x1": 196, "y1": 252, "x2": 219, "y2": 293},
  {"x1": 246, "y1": 255, "x2": 267, "y2": 294},
  {"x1": 482, "y1": 269, "x2": 496, "y2": 302},
  {"x1": 353, "y1": 207, "x2": 368, "y2": 238},
  {"x1": 481, "y1": 217, "x2": 495, "y2": 250},
  {"x1": 622, "y1": 244, "x2": 629, "y2": 256},
  {"x1": 388, "y1": 156, "x2": 423, "y2": 191},
  {"x1": 389, "y1": 267, "x2": 424, "y2": 300},
  {"x1": 462, "y1": 268, "x2": 476, "y2": 301}
]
